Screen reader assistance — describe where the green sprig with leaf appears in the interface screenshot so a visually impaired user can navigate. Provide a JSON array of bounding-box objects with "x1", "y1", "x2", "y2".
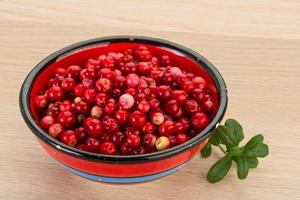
[{"x1": 200, "y1": 119, "x2": 269, "y2": 183}]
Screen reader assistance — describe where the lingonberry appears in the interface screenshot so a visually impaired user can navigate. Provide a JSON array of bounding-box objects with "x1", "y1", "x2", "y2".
[
  {"x1": 149, "y1": 98, "x2": 160, "y2": 111},
  {"x1": 84, "y1": 117, "x2": 103, "y2": 138},
  {"x1": 34, "y1": 95, "x2": 48, "y2": 109},
  {"x1": 168, "y1": 67, "x2": 183, "y2": 77},
  {"x1": 125, "y1": 73, "x2": 140, "y2": 88},
  {"x1": 203, "y1": 100, "x2": 214, "y2": 112},
  {"x1": 176, "y1": 133, "x2": 190, "y2": 145},
  {"x1": 80, "y1": 68, "x2": 96, "y2": 80},
  {"x1": 137, "y1": 100, "x2": 150, "y2": 113},
  {"x1": 73, "y1": 84, "x2": 85, "y2": 97},
  {"x1": 185, "y1": 99, "x2": 200, "y2": 115},
  {"x1": 101, "y1": 132, "x2": 111, "y2": 142},
  {"x1": 76, "y1": 144, "x2": 88, "y2": 151},
  {"x1": 160, "y1": 55, "x2": 170, "y2": 66},
  {"x1": 75, "y1": 127, "x2": 88, "y2": 144},
  {"x1": 119, "y1": 94, "x2": 135, "y2": 109},
  {"x1": 104, "y1": 102, "x2": 117, "y2": 115},
  {"x1": 57, "y1": 110, "x2": 76, "y2": 127},
  {"x1": 124, "y1": 127, "x2": 141, "y2": 137},
  {"x1": 172, "y1": 90, "x2": 188, "y2": 104},
  {"x1": 82, "y1": 78, "x2": 94, "y2": 89},
  {"x1": 95, "y1": 78, "x2": 113, "y2": 93},
  {"x1": 61, "y1": 77, "x2": 75, "y2": 91},
  {"x1": 47, "y1": 86, "x2": 64, "y2": 101},
  {"x1": 98, "y1": 68, "x2": 115, "y2": 81},
  {"x1": 136, "y1": 62, "x2": 151, "y2": 75},
  {"x1": 60, "y1": 130, "x2": 78, "y2": 147},
  {"x1": 191, "y1": 112, "x2": 209, "y2": 130},
  {"x1": 121, "y1": 142, "x2": 133, "y2": 155},
  {"x1": 102, "y1": 116, "x2": 119, "y2": 133},
  {"x1": 143, "y1": 133, "x2": 156, "y2": 147},
  {"x1": 142, "y1": 122, "x2": 155, "y2": 135},
  {"x1": 66, "y1": 65, "x2": 81, "y2": 78},
  {"x1": 149, "y1": 68, "x2": 165, "y2": 82},
  {"x1": 111, "y1": 131, "x2": 125, "y2": 145},
  {"x1": 157, "y1": 85, "x2": 171, "y2": 101},
  {"x1": 158, "y1": 120, "x2": 175, "y2": 136},
  {"x1": 129, "y1": 111, "x2": 147, "y2": 127},
  {"x1": 59, "y1": 100, "x2": 73, "y2": 112},
  {"x1": 112, "y1": 88, "x2": 121, "y2": 99},
  {"x1": 168, "y1": 135, "x2": 176, "y2": 147},
  {"x1": 150, "y1": 112, "x2": 165, "y2": 125},
  {"x1": 83, "y1": 88, "x2": 96, "y2": 104},
  {"x1": 174, "y1": 122, "x2": 188, "y2": 134},
  {"x1": 192, "y1": 76, "x2": 207, "y2": 89},
  {"x1": 91, "y1": 105, "x2": 103, "y2": 119},
  {"x1": 85, "y1": 137, "x2": 100, "y2": 153},
  {"x1": 95, "y1": 93, "x2": 108, "y2": 107},
  {"x1": 54, "y1": 68, "x2": 66, "y2": 77},
  {"x1": 126, "y1": 134, "x2": 141, "y2": 147},
  {"x1": 114, "y1": 75, "x2": 125, "y2": 88},
  {"x1": 156, "y1": 136, "x2": 171, "y2": 151},
  {"x1": 85, "y1": 59, "x2": 100, "y2": 70},
  {"x1": 73, "y1": 100, "x2": 90, "y2": 114},
  {"x1": 100, "y1": 142, "x2": 117, "y2": 155},
  {"x1": 164, "y1": 100, "x2": 180, "y2": 115},
  {"x1": 48, "y1": 123, "x2": 64, "y2": 138},
  {"x1": 114, "y1": 109, "x2": 129, "y2": 125},
  {"x1": 181, "y1": 80, "x2": 194, "y2": 92},
  {"x1": 40, "y1": 115, "x2": 55, "y2": 130}
]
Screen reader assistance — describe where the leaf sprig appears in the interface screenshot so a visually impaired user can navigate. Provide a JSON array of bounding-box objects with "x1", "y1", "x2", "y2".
[{"x1": 201, "y1": 119, "x2": 269, "y2": 183}]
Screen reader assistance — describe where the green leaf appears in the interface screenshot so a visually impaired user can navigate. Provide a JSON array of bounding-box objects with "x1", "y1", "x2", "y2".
[
  {"x1": 230, "y1": 146, "x2": 243, "y2": 156},
  {"x1": 225, "y1": 119, "x2": 244, "y2": 145},
  {"x1": 201, "y1": 143, "x2": 212, "y2": 158},
  {"x1": 246, "y1": 157, "x2": 259, "y2": 168},
  {"x1": 217, "y1": 125, "x2": 238, "y2": 148},
  {"x1": 244, "y1": 134, "x2": 264, "y2": 150},
  {"x1": 244, "y1": 143, "x2": 269, "y2": 158},
  {"x1": 236, "y1": 156, "x2": 249, "y2": 179},
  {"x1": 207, "y1": 155, "x2": 232, "y2": 183},
  {"x1": 209, "y1": 128, "x2": 221, "y2": 146}
]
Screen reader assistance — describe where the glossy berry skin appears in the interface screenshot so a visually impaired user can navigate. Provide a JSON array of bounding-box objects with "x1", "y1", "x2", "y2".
[
  {"x1": 100, "y1": 142, "x2": 117, "y2": 155},
  {"x1": 126, "y1": 134, "x2": 140, "y2": 147},
  {"x1": 111, "y1": 131, "x2": 125, "y2": 145},
  {"x1": 149, "y1": 98, "x2": 160, "y2": 111},
  {"x1": 85, "y1": 137, "x2": 100, "y2": 153},
  {"x1": 124, "y1": 127, "x2": 141, "y2": 137},
  {"x1": 158, "y1": 120, "x2": 175, "y2": 136},
  {"x1": 76, "y1": 144, "x2": 88, "y2": 151},
  {"x1": 157, "y1": 85, "x2": 171, "y2": 101},
  {"x1": 98, "y1": 68, "x2": 115, "y2": 81},
  {"x1": 142, "y1": 122, "x2": 155, "y2": 135},
  {"x1": 47, "y1": 86, "x2": 64, "y2": 101},
  {"x1": 129, "y1": 111, "x2": 147, "y2": 127},
  {"x1": 156, "y1": 136, "x2": 171, "y2": 151},
  {"x1": 54, "y1": 68, "x2": 66, "y2": 77},
  {"x1": 119, "y1": 94, "x2": 135, "y2": 109},
  {"x1": 61, "y1": 77, "x2": 75, "y2": 91},
  {"x1": 203, "y1": 100, "x2": 214, "y2": 112},
  {"x1": 135, "y1": 47, "x2": 152, "y2": 61},
  {"x1": 120, "y1": 142, "x2": 133, "y2": 155},
  {"x1": 66, "y1": 65, "x2": 81, "y2": 78},
  {"x1": 84, "y1": 118, "x2": 103, "y2": 138},
  {"x1": 185, "y1": 100, "x2": 200, "y2": 115},
  {"x1": 95, "y1": 78, "x2": 113, "y2": 93},
  {"x1": 59, "y1": 100, "x2": 73, "y2": 112},
  {"x1": 174, "y1": 122, "x2": 188, "y2": 134},
  {"x1": 181, "y1": 80, "x2": 194, "y2": 92},
  {"x1": 175, "y1": 133, "x2": 190, "y2": 145},
  {"x1": 48, "y1": 123, "x2": 64, "y2": 139},
  {"x1": 83, "y1": 88, "x2": 96, "y2": 104},
  {"x1": 143, "y1": 133, "x2": 156, "y2": 147},
  {"x1": 60, "y1": 130, "x2": 78, "y2": 147},
  {"x1": 150, "y1": 112, "x2": 165, "y2": 125},
  {"x1": 102, "y1": 117, "x2": 119, "y2": 133},
  {"x1": 191, "y1": 112, "x2": 209, "y2": 130},
  {"x1": 172, "y1": 90, "x2": 188, "y2": 104},
  {"x1": 114, "y1": 109, "x2": 129, "y2": 125},
  {"x1": 104, "y1": 102, "x2": 117, "y2": 115},
  {"x1": 91, "y1": 105, "x2": 103, "y2": 119},
  {"x1": 136, "y1": 62, "x2": 151, "y2": 75},
  {"x1": 164, "y1": 100, "x2": 180, "y2": 115},
  {"x1": 75, "y1": 127, "x2": 88, "y2": 144},
  {"x1": 125, "y1": 73, "x2": 140, "y2": 88},
  {"x1": 40, "y1": 115, "x2": 55, "y2": 130},
  {"x1": 34, "y1": 95, "x2": 48, "y2": 109},
  {"x1": 137, "y1": 100, "x2": 150, "y2": 113},
  {"x1": 57, "y1": 111, "x2": 76, "y2": 127},
  {"x1": 95, "y1": 93, "x2": 108, "y2": 107},
  {"x1": 73, "y1": 100, "x2": 90, "y2": 114},
  {"x1": 192, "y1": 76, "x2": 207, "y2": 89},
  {"x1": 73, "y1": 84, "x2": 85, "y2": 97}
]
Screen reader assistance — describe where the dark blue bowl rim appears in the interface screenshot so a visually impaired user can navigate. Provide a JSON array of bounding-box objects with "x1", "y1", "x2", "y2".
[{"x1": 19, "y1": 35, "x2": 228, "y2": 164}]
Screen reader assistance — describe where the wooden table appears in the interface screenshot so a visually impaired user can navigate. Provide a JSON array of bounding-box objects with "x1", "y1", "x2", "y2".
[{"x1": 1, "y1": 1, "x2": 299, "y2": 199}]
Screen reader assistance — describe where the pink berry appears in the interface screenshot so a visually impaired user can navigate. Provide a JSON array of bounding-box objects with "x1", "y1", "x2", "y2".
[
  {"x1": 119, "y1": 94, "x2": 135, "y2": 109},
  {"x1": 125, "y1": 73, "x2": 140, "y2": 88},
  {"x1": 91, "y1": 105, "x2": 103, "y2": 119}
]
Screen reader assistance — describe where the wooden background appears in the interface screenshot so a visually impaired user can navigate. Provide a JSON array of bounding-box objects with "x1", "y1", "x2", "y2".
[{"x1": 0, "y1": 0, "x2": 299, "y2": 199}]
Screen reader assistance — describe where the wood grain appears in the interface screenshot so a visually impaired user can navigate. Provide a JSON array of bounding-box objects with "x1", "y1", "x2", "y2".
[{"x1": 0, "y1": 0, "x2": 300, "y2": 199}]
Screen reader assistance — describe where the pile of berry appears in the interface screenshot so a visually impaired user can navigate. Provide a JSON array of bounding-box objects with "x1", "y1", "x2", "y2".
[{"x1": 34, "y1": 45, "x2": 215, "y2": 155}]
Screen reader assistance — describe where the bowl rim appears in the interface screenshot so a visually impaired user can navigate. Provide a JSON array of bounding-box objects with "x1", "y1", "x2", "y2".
[{"x1": 19, "y1": 35, "x2": 228, "y2": 164}]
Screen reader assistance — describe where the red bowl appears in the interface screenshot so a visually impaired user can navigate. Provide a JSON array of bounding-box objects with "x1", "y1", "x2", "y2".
[{"x1": 19, "y1": 36, "x2": 227, "y2": 183}]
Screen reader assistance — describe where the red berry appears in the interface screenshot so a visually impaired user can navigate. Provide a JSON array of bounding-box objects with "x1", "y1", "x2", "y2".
[
  {"x1": 150, "y1": 112, "x2": 165, "y2": 125},
  {"x1": 137, "y1": 100, "x2": 150, "y2": 113},
  {"x1": 57, "y1": 111, "x2": 76, "y2": 127},
  {"x1": 143, "y1": 133, "x2": 156, "y2": 147},
  {"x1": 100, "y1": 142, "x2": 117, "y2": 155},
  {"x1": 84, "y1": 118, "x2": 103, "y2": 137},
  {"x1": 80, "y1": 68, "x2": 96, "y2": 80},
  {"x1": 95, "y1": 78, "x2": 113, "y2": 93},
  {"x1": 114, "y1": 109, "x2": 129, "y2": 125},
  {"x1": 126, "y1": 134, "x2": 140, "y2": 147},
  {"x1": 83, "y1": 88, "x2": 96, "y2": 104},
  {"x1": 124, "y1": 127, "x2": 141, "y2": 137},
  {"x1": 73, "y1": 84, "x2": 85, "y2": 97},
  {"x1": 149, "y1": 98, "x2": 160, "y2": 111},
  {"x1": 40, "y1": 115, "x2": 55, "y2": 130},
  {"x1": 73, "y1": 100, "x2": 90, "y2": 114},
  {"x1": 82, "y1": 78, "x2": 94, "y2": 89},
  {"x1": 176, "y1": 133, "x2": 190, "y2": 145},
  {"x1": 91, "y1": 105, "x2": 103, "y2": 119},
  {"x1": 136, "y1": 62, "x2": 151, "y2": 74},
  {"x1": 75, "y1": 127, "x2": 88, "y2": 144},
  {"x1": 111, "y1": 131, "x2": 125, "y2": 145},
  {"x1": 135, "y1": 47, "x2": 152, "y2": 61},
  {"x1": 34, "y1": 95, "x2": 48, "y2": 109},
  {"x1": 142, "y1": 122, "x2": 155, "y2": 135},
  {"x1": 66, "y1": 65, "x2": 81, "y2": 78},
  {"x1": 121, "y1": 142, "x2": 133, "y2": 155},
  {"x1": 185, "y1": 100, "x2": 200, "y2": 115},
  {"x1": 203, "y1": 100, "x2": 214, "y2": 112},
  {"x1": 181, "y1": 80, "x2": 194, "y2": 92},
  {"x1": 114, "y1": 75, "x2": 125, "y2": 88},
  {"x1": 54, "y1": 68, "x2": 66, "y2": 77},
  {"x1": 85, "y1": 137, "x2": 100, "y2": 153},
  {"x1": 76, "y1": 144, "x2": 88, "y2": 151},
  {"x1": 174, "y1": 122, "x2": 188, "y2": 134},
  {"x1": 95, "y1": 93, "x2": 108, "y2": 107},
  {"x1": 164, "y1": 100, "x2": 180, "y2": 115},
  {"x1": 157, "y1": 85, "x2": 171, "y2": 101},
  {"x1": 102, "y1": 117, "x2": 119, "y2": 133},
  {"x1": 104, "y1": 102, "x2": 117, "y2": 115},
  {"x1": 60, "y1": 130, "x2": 78, "y2": 147},
  {"x1": 172, "y1": 90, "x2": 188, "y2": 104},
  {"x1": 125, "y1": 73, "x2": 140, "y2": 88},
  {"x1": 47, "y1": 86, "x2": 64, "y2": 101},
  {"x1": 192, "y1": 76, "x2": 207, "y2": 89},
  {"x1": 168, "y1": 67, "x2": 183, "y2": 77},
  {"x1": 149, "y1": 68, "x2": 165, "y2": 82},
  {"x1": 129, "y1": 111, "x2": 147, "y2": 127},
  {"x1": 98, "y1": 68, "x2": 114, "y2": 81},
  {"x1": 48, "y1": 123, "x2": 64, "y2": 138},
  {"x1": 119, "y1": 94, "x2": 135, "y2": 109},
  {"x1": 61, "y1": 77, "x2": 75, "y2": 91},
  {"x1": 59, "y1": 100, "x2": 73, "y2": 112},
  {"x1": 158, "y1": 120, "x2": 175, "y2": 136},
  {"x1": 191, "y1": 113, "x2": 209, "y2": 130}
]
